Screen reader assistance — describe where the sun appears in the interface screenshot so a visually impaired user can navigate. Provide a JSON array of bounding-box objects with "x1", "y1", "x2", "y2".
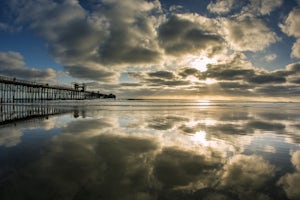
[{"x1": 189, "y1": 56, "x2": 218, "y2": 72}]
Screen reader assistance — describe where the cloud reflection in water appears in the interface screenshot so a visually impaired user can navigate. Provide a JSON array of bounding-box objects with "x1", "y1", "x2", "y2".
[{"x1": 0, "y1": 102, "x2": 300, "y2": 199}]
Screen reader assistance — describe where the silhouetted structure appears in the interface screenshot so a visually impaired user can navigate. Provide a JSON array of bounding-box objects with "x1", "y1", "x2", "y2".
[{"x1": 0, "y1": 76, "x2": 116, "y2": 103}]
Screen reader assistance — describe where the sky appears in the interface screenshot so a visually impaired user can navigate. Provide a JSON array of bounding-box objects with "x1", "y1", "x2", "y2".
[{"x1": 1, "y1": 0, "x2": 300, "y2": 100}]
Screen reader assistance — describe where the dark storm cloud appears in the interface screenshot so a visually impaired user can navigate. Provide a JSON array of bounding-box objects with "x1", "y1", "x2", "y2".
[{"x1": 158, "y1": 15, "x2": 225, "y2": 56}]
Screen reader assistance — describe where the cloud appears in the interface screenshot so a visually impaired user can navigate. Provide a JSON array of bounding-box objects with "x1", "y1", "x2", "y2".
[
  {"x1": 158, "y1": 15, "x2": 225, "y2": 57},
  {"x1": 123, "y1": 58, "x2": 300, "y2": 99},
  {"x1": 278, "y1": 151, "x2": 300, "y2": 200},
  {"x1": 246, "y1": 120, "x2": 285, "y2": 131},
  {"x1": 221, "y1": 15, "x2": 279, "y2": 52},
  {"x1": 242, "y1": 0, "x2": 283, "y2": 15},
  {"x1": 64, "y1": 64, "x2": 118, "y2": 82},
  {"x1": 280, "y1": 8, "x2": 300, "y2": 38},
  {"x1": 201, "y1": 54, "x2": 286, "y2": 84},
  {"x1": 147, "y1": 115, "x2": 188, "y2": 130},
  {"x1": 8, "y1": 0, "x2": 163, "y2": 82},
  {"x1": 247, "y1": 73, "x2": 286, "y2": 84},
  {"x1": 207, "y1": 0, "x2": 235, "y2": 14},
  {"x1": 1, "y1": 134, "x2": 158, "y2": 200},
  {"x1": 148, "y1": 71, "x2": 175, "y2": 80},
  {"x1": 0, "y1": 51, "x2": 56, "y2": 80},
  {"x1": 221, "y1": 154, "x2": 275, "y2": 199},
  {"x1": 286, "y1": 62, "x2": 300, "y2": 73},
  {"x1": 2, "y1": 102, "x2": 300, "y2": 199},
  {"x1": 153, "y1": 147, "x2": 219, "y2": 189},
  {"x1": 259, "y1": 0, "x2": 283, "y2": 15},
  {"x1": 3, "y1": 0, "x2": 299, "y2": 100},
  {"x1": 280, "y1": 8, "x2": 300, "y2": 58},
  {"x1": 129, "y1": 71, "x2": 191, "y2": 87},
  {"x1": 0, "y1": 128, "x2": 22, "y2": 147},
  {"x1": 291, "y1": 39, "x2": 300, "y2": 58}
]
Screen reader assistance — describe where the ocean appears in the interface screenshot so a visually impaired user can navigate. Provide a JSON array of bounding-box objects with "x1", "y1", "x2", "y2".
[{"x1": 0, "y1": 99, "x2": 300, "y2": 200}]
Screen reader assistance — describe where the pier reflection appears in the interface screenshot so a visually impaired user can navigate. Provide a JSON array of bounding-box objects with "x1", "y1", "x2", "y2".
[{"x1": 0, "y1": 104, "x2": 80, "y2": 126}]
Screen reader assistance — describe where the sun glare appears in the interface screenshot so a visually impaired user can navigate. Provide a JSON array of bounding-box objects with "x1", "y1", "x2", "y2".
[
  {"x1": 204, "y1": 78, "x2": 218, "y2": 85},
  {"x1": 189, "y1": 56, "x2": 218, "y2": 72},
  {"x1": 190, "y1": 130, "x2": 209, "y2": 146}
]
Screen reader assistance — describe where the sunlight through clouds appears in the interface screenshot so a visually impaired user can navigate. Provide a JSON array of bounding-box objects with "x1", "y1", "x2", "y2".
[{"x1": 1, "y1": 0, "x2": 300, "y2": 99}]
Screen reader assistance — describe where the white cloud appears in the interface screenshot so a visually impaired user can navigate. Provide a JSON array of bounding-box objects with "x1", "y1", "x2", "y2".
[
  {"x1": 241, "y1": 0, "x2": 283, "y2": 15},
  {"x1": 221, "y1": 154, "x2": 275, "y2": 199},
  {"x1": 291, "y1": 150, "x2": 300, "y2": 171},
  {"x1": 280, "y1": 8, "x2": 300, "y2": 38},
  {"x1": 291, "y1": 39, "x2": 300, "y2": 58},
  {"x1": 278, "y1": 151, "x2": 300, "y2": 200},
  {"x1": 207, "y1": 0, "x2": 235, "y2": 14},
  {"x1": 0, "y1": 128, "x2": 22, "y2": 147},
  {"x1": 221, "y1": 15, "x2": 279, "y2": 52},
  {"x1": 0, "y1": 51, "x2": 57, "y2": 80},
  {"x1": 280, "y1": 8, "x2": 300, "y2": 58},
  {"x1": 260, "y1": 0, "x2": 283, "y2": 15}
]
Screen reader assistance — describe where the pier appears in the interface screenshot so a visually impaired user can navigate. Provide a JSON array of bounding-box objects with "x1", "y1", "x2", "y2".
[{"x1": 0, "y1": 75, "x2": 115, "y2": 103}]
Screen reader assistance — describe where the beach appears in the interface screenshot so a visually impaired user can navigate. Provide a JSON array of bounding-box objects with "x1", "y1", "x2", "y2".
[{"x1": 0, "y1": 100, "x2": 299, "y2": 199}]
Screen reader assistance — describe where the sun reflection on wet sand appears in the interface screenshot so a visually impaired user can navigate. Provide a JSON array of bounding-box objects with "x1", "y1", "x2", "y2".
[
  {"x1": 196, "y1": 99, "x2": 211, "y2": 109},
  {"x1": 190, "y1": 130, "x2": 209, "y2": 146}
]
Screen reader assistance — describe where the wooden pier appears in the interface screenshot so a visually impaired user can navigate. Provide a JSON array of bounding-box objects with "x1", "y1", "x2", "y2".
[{"x1": 0, "y1": 75, "x2": 115, "y2": 103}]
